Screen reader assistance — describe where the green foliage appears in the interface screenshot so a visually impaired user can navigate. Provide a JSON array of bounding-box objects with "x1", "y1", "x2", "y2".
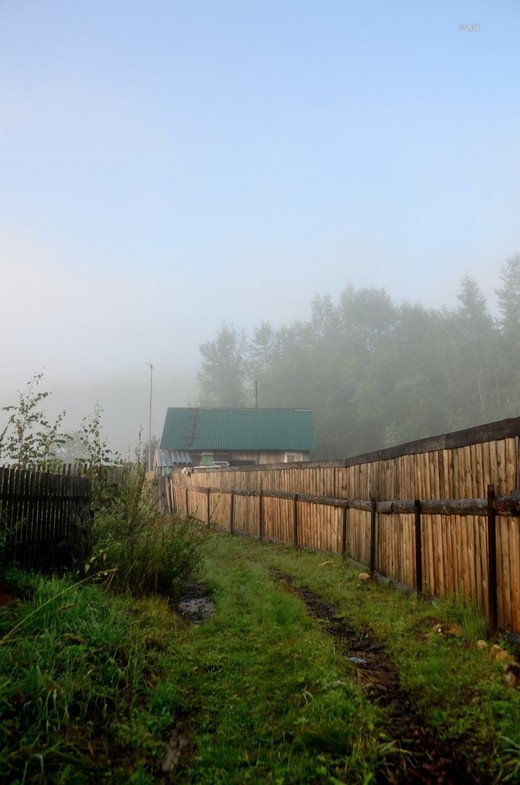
[
  {"x1": 0, "y1": 576, "x2": 181, "y2": 783},
  {"x1": 247, "y1": 320, "x2": 282, "y2": 379},
  {"x1": 495, "y1": 253, "x2": 520, "y2": 413},
  {"x1": 496, "y1": 252, "x2": 520, "y2": 340},
  {"x1": 70, "y1": 402, "x2": 124, "y2": 518},
  {"x1": 0, "y1": 372, "x2": 67, "y2": 469},
  {"x1": 90, "y1": 463, "x2": 208, "y2": 598},
  {"x1": 77, "y1": 402, "x2": 121, "y2": 469},
  {"x1": 0, "y1": 374, "x2": 121, "y2": 475},
  {"x1": 198, "y1": 322, "x2": 249, "y2": 407}
]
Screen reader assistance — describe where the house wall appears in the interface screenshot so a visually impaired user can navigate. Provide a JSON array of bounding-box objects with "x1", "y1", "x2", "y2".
[
  {"x1": 227, "y1": 451, "x2": 309, "y2": 465},
  {"x1": 191, "y1": 450, "x2": 309, "y2": 466}
]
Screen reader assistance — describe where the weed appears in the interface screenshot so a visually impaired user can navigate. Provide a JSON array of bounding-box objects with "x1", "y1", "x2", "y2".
[
  {"x1": 89, "y1": 463, "x2": 209, "y2": 598},
  {"x1": 0, "y1": 574, "x2": 174, "y2": 783}
]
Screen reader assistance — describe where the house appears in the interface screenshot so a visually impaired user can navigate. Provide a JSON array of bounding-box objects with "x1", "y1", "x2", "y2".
[{"x1": 159, "y1": 407, "x2": 316, "y2": 468}]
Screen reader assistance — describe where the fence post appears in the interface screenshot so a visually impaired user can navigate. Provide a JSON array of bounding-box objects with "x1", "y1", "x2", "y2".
[
  {"x1": 369, "y1": 498, "x2": 377, "y2": 578},
  {"x1": 259, "y1": 491, "x2": 264, "y2": 541},
  {"x1": 168, "y1": 477, "x2": 175, "y2": 514},
  {"x1": 487, "y1": 484, "x2": 498, "y2": 635},
  {"x1": 293, "y1": 493, "x2": 298, "y2": 548},
  {"x1": 206, "y1": 487, "x2": 211, "y2": 525},
  {"x1": 230, "y1": 492, "x2": 235, "y2": 535},
  {"x1": 185, "y1": 487, "x2": 189, "y2": 517},
  {"x1": 341, "y1": 504, "x2": 348, "y2": 557},
  {"x1": 414, "y1": 499, "x2": 423, "y2": 594},
  {"x1": 158, "y1": 476, "x2": 168, "y2": 512}
]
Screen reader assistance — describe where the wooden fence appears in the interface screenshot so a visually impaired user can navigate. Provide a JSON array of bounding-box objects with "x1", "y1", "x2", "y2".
[
  {"x1": 166, "y1": 417, "x2": 520, "y2": 636},
  {"x1": 0, "y1": 466, "x2": 92, "y2": 571}
]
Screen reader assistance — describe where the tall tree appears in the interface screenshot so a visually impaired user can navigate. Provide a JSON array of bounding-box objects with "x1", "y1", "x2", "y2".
[
  {"x1": 198, "y1": 323, "x2": 249, "y2": 407},
  {"x1": 376, "y1": 303, "x2": 450, "y2": 445},
  {"x1": 496, "y1": 253, "x2": 520, "y2": 338},
  {"x1": 495, "y1": 253, "x2": 520, "y2": 412},
  {"x1": 452, "y1": 275, "x2": 501, "y2": 425},
  {"x1": 196, "y1": 269, "x2": 517, "y2": 459},
  {"x1": 247, "y1": 322, "x2": 281, "y2": 378}
]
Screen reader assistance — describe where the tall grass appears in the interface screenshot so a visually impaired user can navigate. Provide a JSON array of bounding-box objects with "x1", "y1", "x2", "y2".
[
  {"x1": 0, "y1": 574, "x2": 182, "y2": 784},
  {"x1": 88, "y1": 464, "x2": 208, "y2": 598}
]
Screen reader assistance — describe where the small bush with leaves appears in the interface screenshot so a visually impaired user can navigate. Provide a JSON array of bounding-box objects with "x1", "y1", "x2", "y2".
[
  {"x1": 0, "y1": 372, "x2": 67, "y2": 469},
  {"x1": 90, "y1": 463, "x2": 208, "y2": 598}
]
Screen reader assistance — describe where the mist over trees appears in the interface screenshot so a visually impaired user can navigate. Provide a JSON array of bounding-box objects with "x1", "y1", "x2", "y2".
[{"x1": 197, "y1": 255, "x2": 520, "y2": 459}]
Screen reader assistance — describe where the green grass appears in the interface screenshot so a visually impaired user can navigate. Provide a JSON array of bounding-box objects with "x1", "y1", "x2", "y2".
[
  {"x1": 1, "y1": 531, "x2": 519, "y2": 783},
  {"x1": 163, "y1": 547, "x2": 382, "y2": 784},
  {"x1": 0, "y1": 573, "x2": 182, "y2": 783},
  {"x1": 168, "y1": 533, "x2": 520, "y2": 784}
]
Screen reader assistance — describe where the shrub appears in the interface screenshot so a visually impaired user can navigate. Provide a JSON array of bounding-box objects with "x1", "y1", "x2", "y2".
[{"x1": 89, "y1": 463, "x2": 208, "y2": 598}]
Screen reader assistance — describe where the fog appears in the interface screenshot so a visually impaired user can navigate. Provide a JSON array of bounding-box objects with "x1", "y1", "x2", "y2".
[{"x1": 1, "y1": 2, "x2": 518, "y2": 456}]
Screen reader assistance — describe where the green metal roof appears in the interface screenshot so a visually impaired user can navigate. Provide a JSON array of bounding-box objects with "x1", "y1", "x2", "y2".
[{"x1": 160, "y1": 408, "x2": 316, "y2": 452}]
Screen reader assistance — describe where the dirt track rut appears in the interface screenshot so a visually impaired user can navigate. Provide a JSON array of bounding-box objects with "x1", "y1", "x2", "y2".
[{"x1": 270, "y1": 569, "x2": 481, "y2": 785}]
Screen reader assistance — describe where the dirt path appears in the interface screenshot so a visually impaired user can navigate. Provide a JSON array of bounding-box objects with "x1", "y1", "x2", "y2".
[{"x1": 270, "y1": 569, "x2": 480, "y2": 785}]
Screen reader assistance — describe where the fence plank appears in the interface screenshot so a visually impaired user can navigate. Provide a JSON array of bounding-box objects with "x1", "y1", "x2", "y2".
[
  {"x1": 0, "y1": 467, "x2": 92, "y2": 570},
  {"x1": 487, "y1": 485, "x2": 498, "y2": 634}
]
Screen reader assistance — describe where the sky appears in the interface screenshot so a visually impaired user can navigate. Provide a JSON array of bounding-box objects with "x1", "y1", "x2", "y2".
[{"x1": 1, "y1": 0, "x2": 519, "y2": 454}]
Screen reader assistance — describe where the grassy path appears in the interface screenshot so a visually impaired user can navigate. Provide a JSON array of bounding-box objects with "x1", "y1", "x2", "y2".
[
  {"x1": 1, "y1": 531, "x2": 520, "y2": 783},
  {"x1": 165, "y1": 540, "x2": 382, "y2": 784},
  {"x1": 165, "y1": 533, "x2": 520, "y2": 784}
]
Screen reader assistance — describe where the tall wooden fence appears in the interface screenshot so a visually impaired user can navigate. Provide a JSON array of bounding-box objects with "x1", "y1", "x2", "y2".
[
  {"x1": 166, "y1": 417, "x2": 520, "y2": 635},
  {"x1": 0, "y1": 467, "x2": 92, "y2": 571}
]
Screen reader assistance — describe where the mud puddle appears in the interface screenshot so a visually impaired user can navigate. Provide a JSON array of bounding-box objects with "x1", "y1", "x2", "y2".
[{"x1": 177, "y1": 580, "x2": 216, "y2": 625}]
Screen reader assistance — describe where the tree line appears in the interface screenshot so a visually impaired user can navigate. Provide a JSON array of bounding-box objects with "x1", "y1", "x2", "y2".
[{"x1": 197, "y1": 254, "x2": 520, "y2": 459}]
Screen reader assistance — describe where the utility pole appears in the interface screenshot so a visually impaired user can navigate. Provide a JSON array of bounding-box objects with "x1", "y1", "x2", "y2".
[{"x1": 145, "y1": 363, "x2": 154, "y2": 471}]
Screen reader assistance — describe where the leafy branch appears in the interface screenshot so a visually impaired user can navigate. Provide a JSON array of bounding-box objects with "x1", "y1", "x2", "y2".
[{"x1": 0, "y1": 372, "x2": 66, "y2": 469}]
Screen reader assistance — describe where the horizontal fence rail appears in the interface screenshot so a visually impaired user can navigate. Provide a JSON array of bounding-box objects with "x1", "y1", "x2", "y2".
[
  {"x1": 167, "y1": 483, "x2": 520, "y2": 515},
  {"x1": 0, "y1": 467, "x2": 93, "y2": 571}
]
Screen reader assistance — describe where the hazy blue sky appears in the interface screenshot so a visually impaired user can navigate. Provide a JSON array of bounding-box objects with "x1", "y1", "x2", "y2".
[{"x1": 1, "y1": 1, "x2": 519, "y2": 452}]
